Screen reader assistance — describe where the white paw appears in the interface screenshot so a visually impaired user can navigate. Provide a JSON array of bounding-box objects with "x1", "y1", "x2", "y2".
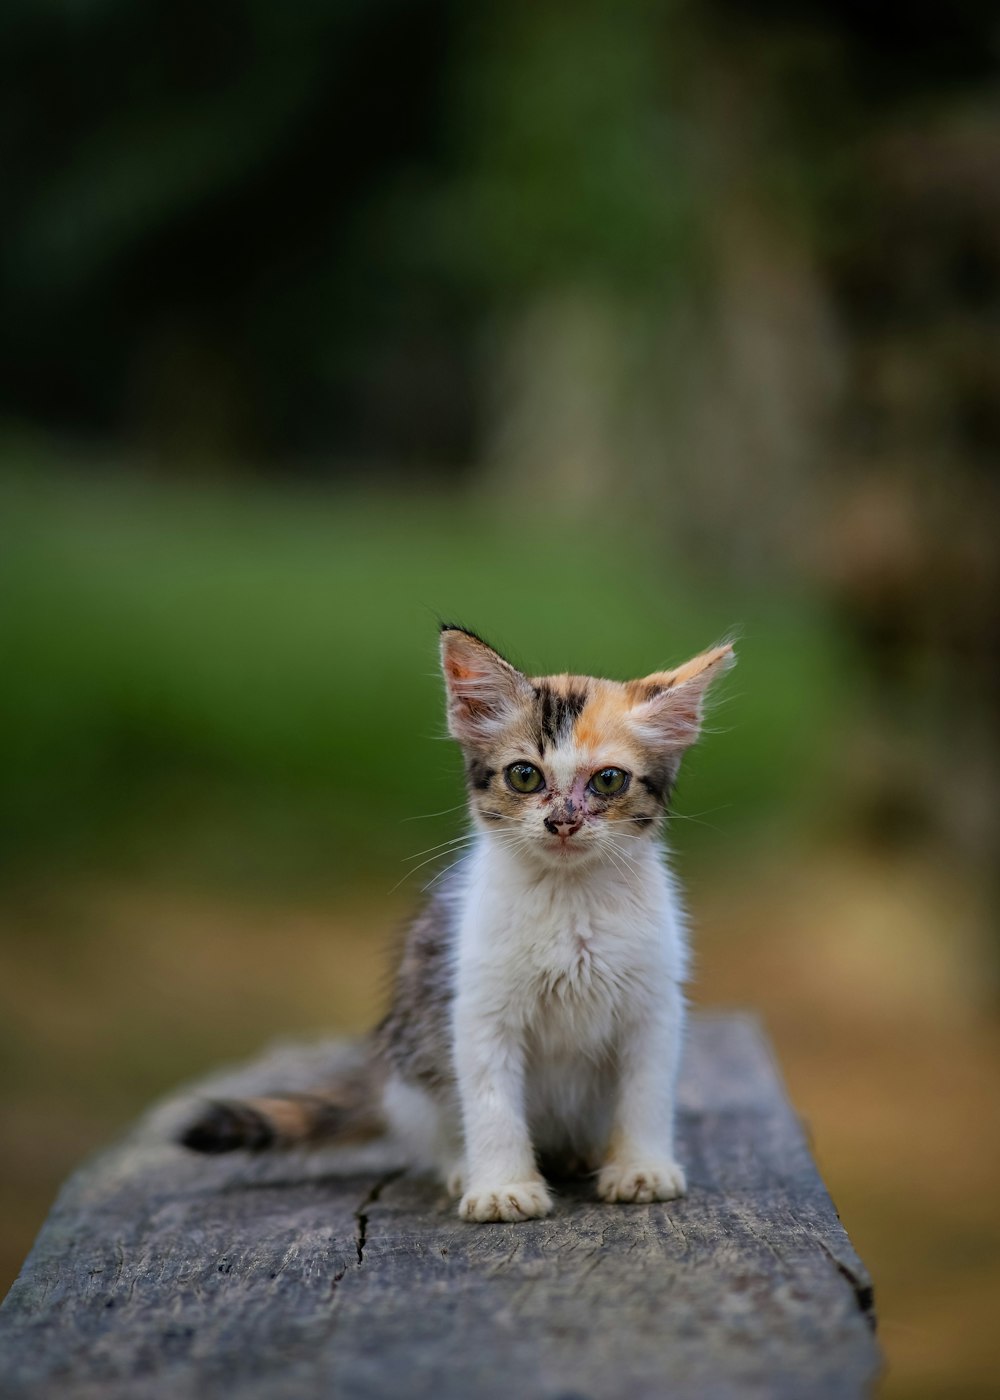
[
  {"x1": 596, "y1": 1160, "x2": 687, "y2": 1204},
  {"x1": 458, "y1": 1178, "x2": 553, "y2": 1222},
  {"x1": 445, "y1": 1162, "x2": 466, "y2": 1198}
]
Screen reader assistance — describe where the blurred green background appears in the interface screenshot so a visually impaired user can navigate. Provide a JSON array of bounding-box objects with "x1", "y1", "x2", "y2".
[{"x1": 2, "y1": 2, "x2": 998, "y2": 1394}]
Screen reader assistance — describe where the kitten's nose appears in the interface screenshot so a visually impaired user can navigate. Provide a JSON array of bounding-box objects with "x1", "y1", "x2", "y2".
[{"x1": 544, "y1": 817, "x2": 582, "y2": 838}]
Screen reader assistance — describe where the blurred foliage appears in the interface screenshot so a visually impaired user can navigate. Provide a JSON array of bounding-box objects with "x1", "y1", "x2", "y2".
[
  {"x1": 0, "y1": 461, "x2": 846, "y2": 892},
  {"x1": 4, "y1": 0, "x2": 995, "y2": 465},
  {"x1": 0, "y1": 0, "x2": 702, "y2": 463}
]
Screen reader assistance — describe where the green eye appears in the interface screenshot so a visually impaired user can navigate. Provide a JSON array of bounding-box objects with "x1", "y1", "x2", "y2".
[
  {"x1": 505, "y1": 763, "x2": 545, "y2": 794},
  {"x1": 589, "y1": 767, "x2": 629, "y2": 797}
]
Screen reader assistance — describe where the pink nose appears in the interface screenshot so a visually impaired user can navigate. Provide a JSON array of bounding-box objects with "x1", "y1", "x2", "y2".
[{"x1": 544, "y1": 817, "x2": 582, "y2": 837}]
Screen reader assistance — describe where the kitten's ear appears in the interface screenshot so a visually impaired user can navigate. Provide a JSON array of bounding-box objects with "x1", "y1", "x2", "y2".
[
  {"x1": 439, "y1": 626, "x2": 532, "y2": 745},
  {"x1": 630, "y1": 643, "x2": 735, "y2": 750}
]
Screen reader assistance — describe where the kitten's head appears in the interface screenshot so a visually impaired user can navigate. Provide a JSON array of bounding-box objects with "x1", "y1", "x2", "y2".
[{"x1": 440, "y1": 625, "x2": 734, "y2": 869}]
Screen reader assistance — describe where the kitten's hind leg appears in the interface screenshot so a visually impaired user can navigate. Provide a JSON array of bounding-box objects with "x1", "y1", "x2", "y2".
[
  {"x1": 444, "y1": 1159, "x2": 466, "y2": 1198},
  {"x1": 381, "y1": 1073, "x2": 464, "y2": 1189}
]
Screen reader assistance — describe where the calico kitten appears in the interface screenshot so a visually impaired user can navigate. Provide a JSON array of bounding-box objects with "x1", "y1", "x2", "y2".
[{"x1": 181, "y1": 625, "x2": 735, "y2": 1222}]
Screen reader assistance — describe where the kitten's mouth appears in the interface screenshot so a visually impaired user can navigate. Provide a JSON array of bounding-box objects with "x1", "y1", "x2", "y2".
[{"x1": 543, "y1": 833, "x2": 588, "y2": 858}]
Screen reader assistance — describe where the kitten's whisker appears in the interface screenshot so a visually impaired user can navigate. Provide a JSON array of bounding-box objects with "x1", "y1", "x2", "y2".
[
  {"x1": 489, "y1": 828, "x2": 529, "y2": 849},
  {"x1": 492, "y1": 834, "x2": 536, "y2": 863},
  {"x1": 601, "y1": 844, "x2": 639, "y2": 893},
  {"x1": 665, "y1": 808, "x2": 729, "y2": 832},
  {"x1": 403, "y1": 832, "x2": 475, "y2": 862},
  {"x1": 675, "y1": 803, "x2": 732, "y2": 820},
  {"x1": 422, "y1": 852, "x2": 474, "y2": 892},
  {"x1": 605, "y1": 841, "x2": 642, "y2": 878},
  {"x1": 389, "y1": 842, "x2": 475, "y2": 893},
  {"x1": 604, "y1": 804, "x2": 731, "y2": 838},
  {"x1": 402, "y1": 802, "x2": 469, "y2": 823},
  {"x1": 603, "y1": 832, "x2": 645, "y2": 880}
]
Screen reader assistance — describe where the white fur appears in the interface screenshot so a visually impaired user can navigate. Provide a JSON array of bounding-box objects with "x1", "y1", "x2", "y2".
[{"x1": 383, "y1": 822, "x2": 689, "y2": 1223}]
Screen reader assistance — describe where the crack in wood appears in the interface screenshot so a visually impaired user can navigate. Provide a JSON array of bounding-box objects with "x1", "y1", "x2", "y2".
[{"x1": 353, "y1": 1170, "x2": 404, "y2": 1268}]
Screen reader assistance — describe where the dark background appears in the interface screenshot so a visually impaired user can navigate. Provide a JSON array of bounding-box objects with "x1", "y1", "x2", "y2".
[{"x1": 2, "y1": 4, "x2": 999, "y2": 1392}]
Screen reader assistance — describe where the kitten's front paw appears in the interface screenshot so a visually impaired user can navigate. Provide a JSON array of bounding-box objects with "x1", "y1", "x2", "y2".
[
  {"x1": 458, "y1": 1178, "x2": 552, "y2": 1223},
  {"x1": 596, "y1": 1160, "x2": 687, "y2": 1204}
]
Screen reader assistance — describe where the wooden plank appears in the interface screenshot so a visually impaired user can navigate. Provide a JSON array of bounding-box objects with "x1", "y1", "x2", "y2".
[{"x1": 0, "y1": 1015, "x2": 881, "y2": 1399}]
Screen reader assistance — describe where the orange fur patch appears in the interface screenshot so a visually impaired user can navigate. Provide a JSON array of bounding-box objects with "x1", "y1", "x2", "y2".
[{"x1": 656, "y1": 643, "x2": 734, "y2": 690}]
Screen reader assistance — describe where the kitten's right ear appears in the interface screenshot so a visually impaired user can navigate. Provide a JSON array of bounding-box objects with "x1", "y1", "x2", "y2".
[
  {"x1": 630, "y1": 642, "x2": 735, "y2": 751},
  {"x1": 439, "y1": 626, "x2": 531, "y2": 746}
]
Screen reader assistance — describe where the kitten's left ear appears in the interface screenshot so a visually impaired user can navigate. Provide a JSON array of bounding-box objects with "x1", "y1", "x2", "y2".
[{"x1": 630, "y1": 643, "x2": 735, "y2": 750}]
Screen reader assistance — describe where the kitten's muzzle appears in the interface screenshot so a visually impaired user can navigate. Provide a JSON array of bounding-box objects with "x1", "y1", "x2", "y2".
[{"x1": 544, "y1": 816, "x2": 583, "y2": 838}]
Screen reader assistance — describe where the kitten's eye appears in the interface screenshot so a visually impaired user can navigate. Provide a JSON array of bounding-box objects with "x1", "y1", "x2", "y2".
[
  {"x1": 505, "y1": 762, "x2": 545, "y2": 794},
  {"x1": 589, "y1": 767, "x2": 630, "y2": 797}
]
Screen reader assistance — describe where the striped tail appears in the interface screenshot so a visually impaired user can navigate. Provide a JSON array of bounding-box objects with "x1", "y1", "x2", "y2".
[{"x1": 178, "y1": 1072, "x2": 383, "y2": 1155}]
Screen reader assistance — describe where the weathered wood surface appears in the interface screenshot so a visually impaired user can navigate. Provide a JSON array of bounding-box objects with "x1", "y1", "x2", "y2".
[{"x1": 0, "y1": 1014, "x2": 880, "y2": 1399}]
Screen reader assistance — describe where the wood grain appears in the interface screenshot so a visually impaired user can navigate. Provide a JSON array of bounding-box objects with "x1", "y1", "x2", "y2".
[{"x1": 0, "y1": 1014, "x2": 881, "y2": 1398}]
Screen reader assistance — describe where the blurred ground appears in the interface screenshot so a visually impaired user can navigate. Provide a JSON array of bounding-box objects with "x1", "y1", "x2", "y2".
[
  {"x1": 696, "y1": 849, "x2": 1000, "y2": 1399},
  {"x1": 2, "y1": 844, "x2": 998, "y2": 1398}
]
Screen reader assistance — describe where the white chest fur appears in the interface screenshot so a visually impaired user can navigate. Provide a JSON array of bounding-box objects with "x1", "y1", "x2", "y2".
[{"x1": 454, "y1": 835, "x2": 686, "y2": 1058}]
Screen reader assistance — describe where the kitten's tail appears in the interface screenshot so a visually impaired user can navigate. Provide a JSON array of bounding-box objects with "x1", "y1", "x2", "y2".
[{"x1": 178, "y1": 1066, "x2": 384, "y2": 1155}]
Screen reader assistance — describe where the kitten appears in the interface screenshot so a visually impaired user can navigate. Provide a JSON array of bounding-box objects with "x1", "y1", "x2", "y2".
[{"x1": 180, "y1": 625, "x2": 735, "y2": 1222}]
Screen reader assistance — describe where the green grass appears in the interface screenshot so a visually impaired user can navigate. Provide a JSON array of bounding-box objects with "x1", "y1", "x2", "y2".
[{"x1": 0, "y1": 461, "x2": 848, "y2": 893}]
